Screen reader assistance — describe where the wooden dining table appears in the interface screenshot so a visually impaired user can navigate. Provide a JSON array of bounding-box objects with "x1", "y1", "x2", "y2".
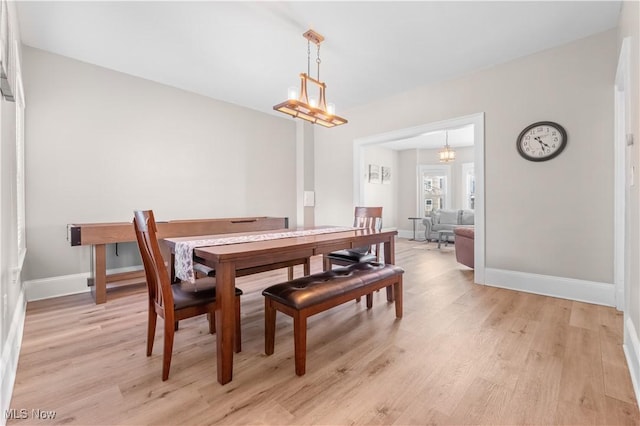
[{"x1": 164, "y1": 226, "x2": 398, "y2": 385}]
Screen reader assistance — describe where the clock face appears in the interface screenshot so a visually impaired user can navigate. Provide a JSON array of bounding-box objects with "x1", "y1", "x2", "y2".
[{"x1": 517, "y1": 121, "x2": 567, "y2": 161}]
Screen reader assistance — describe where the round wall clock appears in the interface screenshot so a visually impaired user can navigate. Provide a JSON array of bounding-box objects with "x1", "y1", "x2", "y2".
[{"x1": 516, "y1": 121, "x2": 567, "y2": 162}]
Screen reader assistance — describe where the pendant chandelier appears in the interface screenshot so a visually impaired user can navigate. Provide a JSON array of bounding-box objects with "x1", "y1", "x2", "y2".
[
  {"x1": 439, "y1": 131, "x2": 456, "y2": 162},
  {"x1": 273, "y1": 29, "x2": 348, "y2": 128}
]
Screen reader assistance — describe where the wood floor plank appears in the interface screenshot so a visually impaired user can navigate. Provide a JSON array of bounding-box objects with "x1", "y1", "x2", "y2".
[
  {"x1": 7, "y1": 238, "x2": 639, "y2": 425},
  {"x1": 558, "y1": 326, "x2": 606, "y2": 417}
]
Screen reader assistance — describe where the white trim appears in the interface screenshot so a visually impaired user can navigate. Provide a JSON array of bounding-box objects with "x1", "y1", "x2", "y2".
[
  {"x1": 25, "y1": 273, "x2": 91, "y2": 301},
  {"x1": 9, "y1": 248, "x2": 26, "y2": 285},
  {"x1": 353, "y1": 112, "x2": 485, "y2": 285},
  {"x1": 24, "y1": 265, "x2": 144, "y2": 302},
  {"x1": 461, "y1": 162, "x2": 475, "y2": 210},
  {"x1": 484, "y1": 268, "x2": 615, "y2": 306},
  {"x1": 472, "y1": 115, "x2": 485, "y2": 285},
  {"x1": 16, "y1": 247, "x2": 25, "y2": 271},
  {"x1": 614, "y1": 37, "x2": 631, "y2": 312},
  {"x1": 623, "y1": 317, "x2": 640, "y2": 404},
  {"x1": 1, "y1": 289, "x2": 26, "y2": 425},
  {"x1": 397, "y1": 230, "x2": 416, "y2": 240}
]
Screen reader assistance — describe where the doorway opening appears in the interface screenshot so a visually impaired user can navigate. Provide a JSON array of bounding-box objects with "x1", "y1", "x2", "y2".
[{"x1": 353, "y1": 112, "x2": 485, "y2": 284}]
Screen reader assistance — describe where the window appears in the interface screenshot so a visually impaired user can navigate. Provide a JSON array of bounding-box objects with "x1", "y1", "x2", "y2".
[
  {"x1": 462, "y1": 162, "x2": 475, "y2": 210},
  {"x1": 419, "y1": 165, "x2": 451, "y2": 216}
]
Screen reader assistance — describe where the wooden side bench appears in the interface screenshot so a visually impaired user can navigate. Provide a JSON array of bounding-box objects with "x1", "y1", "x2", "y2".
[{"x1": 262, "y1": 262, "x2": 404, "y2": 376}]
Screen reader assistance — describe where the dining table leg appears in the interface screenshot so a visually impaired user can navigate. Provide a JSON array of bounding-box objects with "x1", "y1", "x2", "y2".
[
  {"x1": 384, "y1": 237, "x2": 396, "y2": 302},
  {"x1": 214, "y1": 261, "x2": 236, "y2": 385}
]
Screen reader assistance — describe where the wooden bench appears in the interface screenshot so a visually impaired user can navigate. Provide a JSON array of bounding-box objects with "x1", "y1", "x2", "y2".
[{"x1": 262, "y1": 262, "x2": 404, "y2": 376}]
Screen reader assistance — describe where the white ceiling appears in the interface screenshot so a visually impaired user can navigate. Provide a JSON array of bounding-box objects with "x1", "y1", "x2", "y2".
[
  {"x1": 379, "y1": 124, "x2": 475, "y2": 151},
  {"x1": 17, "y1": 1, "x2": 621, "y2": 123}
]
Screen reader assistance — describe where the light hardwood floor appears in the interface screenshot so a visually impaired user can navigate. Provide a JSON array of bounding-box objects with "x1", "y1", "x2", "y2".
[{"x1": 8, "y1": 239, "x2": 640, "y2": 425}]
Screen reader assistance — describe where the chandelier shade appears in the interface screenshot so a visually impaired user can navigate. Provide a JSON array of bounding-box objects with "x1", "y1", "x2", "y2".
[
  {"x1": 439, "y1": 131, "x2": 456, "y2": 162},
  {"x1": 273, "y1": 29, "x2": 348, "y2": 128}
]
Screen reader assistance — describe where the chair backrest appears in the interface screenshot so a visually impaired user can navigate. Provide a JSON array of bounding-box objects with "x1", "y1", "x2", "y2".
[
  {"x1": 353, "y1": 206, "x2": 383, "y2": 230},
  {"x1": 352, "y1": 207, "x2": 383, "y2": 257},
  {"x1": 133, "y1": 210, "x2": 173, "y2": 318}
]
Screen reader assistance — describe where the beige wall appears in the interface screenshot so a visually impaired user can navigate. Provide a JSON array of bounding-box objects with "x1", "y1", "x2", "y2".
[
  {"x1": 22, "y1": 47, "x2": 297, "y2": 281},
  {"x1": 398, "y1": 149, "x2": 419, "y2": 227},
  {"x1": 315, "y1": 30, "x2": 617, "y2": 285},
  {"x1": 362, "y1": 145, "x2": 398, "y2": 228}
]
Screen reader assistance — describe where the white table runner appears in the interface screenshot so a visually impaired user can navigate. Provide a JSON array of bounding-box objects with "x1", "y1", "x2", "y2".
[{"x1": 175, "y1": 227, "x2": 355, "y2": 283}]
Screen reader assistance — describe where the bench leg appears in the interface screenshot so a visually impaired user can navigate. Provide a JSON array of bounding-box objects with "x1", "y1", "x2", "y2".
[
  {"x1": 394, "y1": 278, "x2": 403, "y2": 318},
  {"x1": 293, "y1": 311, "x2": 307, "y2": 376},
  {"x1": 265, "y1": 298, "x2": 276, "y2": 355},
  {"x1": 287, "y1": 266, "x2": 294, "y2": 280},
  {"x1": 366, "y1": 293, "x2": 373, "y2": 309},
  {"x1": 386, "y1": 285, "x2": 394, "y2": 302}
]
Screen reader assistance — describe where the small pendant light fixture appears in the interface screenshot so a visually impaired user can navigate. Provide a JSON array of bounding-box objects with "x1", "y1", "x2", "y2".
[
  {"x1": 273, "y1": 29, "x2": 348, "y2": 128},
  {"x1": 439, "y1": 131, "x2": 456, "y2": 162}
]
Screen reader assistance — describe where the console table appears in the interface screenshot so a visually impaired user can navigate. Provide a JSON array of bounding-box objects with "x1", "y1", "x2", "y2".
[
  {"x1": 68, "y1": 216, "x2": 289, "y2": 304},
  {"x1": 407, "y1": 217, "x2": 424, "y2": 241}
]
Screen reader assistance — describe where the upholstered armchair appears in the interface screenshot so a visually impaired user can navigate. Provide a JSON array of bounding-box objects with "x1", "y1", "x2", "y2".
[{"x1": 453, "y1": 226, "x2": 474, "y2": 268}]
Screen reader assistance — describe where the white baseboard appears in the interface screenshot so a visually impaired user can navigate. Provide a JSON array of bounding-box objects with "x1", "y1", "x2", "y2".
[
  {"x1": 484, "y1": 268, "x2": 615, "y2": 307},
  {"x1": 398, "y1": 229, "x2": 429, "y2": 241},
  {"x1": 624, "y1": 316, "x2": 640, "y2": 404},
  {"x1": 24, "y1": 265, "x2": 144, "y2": 302},
  {"x1": 1, "y1": 289, "x2": 26, "y2": 426},
  {"x1": 617, "y1": 286, "x2": 625, "y2": 311},
  {"x1": 398, "y1": 229, "x2": 414, "y2": 240},
  {"x1": 25, "y1": 272, "x2": 90, "y2": 302}
]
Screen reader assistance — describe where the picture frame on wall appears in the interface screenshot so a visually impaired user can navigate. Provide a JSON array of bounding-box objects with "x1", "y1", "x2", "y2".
[
  {"x1": 368, "y1": 164, "x2": 380, "y2": 184},
  {"x1": 381, "y1": 166, "x2": 391, "y2": 184}
]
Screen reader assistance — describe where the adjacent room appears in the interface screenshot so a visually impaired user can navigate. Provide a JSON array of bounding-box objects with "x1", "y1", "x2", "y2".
[{"x1": 1, "y1": 1, "x2": 639, "y2": 425}]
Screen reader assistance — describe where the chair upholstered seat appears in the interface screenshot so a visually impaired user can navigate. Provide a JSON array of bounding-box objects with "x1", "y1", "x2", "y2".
[
  {"x1": 324, "y1": 249, "x2": 377, "y2": 264},
  {"x1": 133, "y1": 209, "x2": 242, "y2": 381},
  {"x1": 193, "y1": 262, "x2": 216, "y2": 277},
  {"x1": 172, "y1": 282, "x2": 243, "y2": 310},
  {"x1": 323, "y1": 207, "x2": 383, "y2": 271}
]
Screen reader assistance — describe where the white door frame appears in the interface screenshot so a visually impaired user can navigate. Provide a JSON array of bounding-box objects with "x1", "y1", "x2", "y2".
[
  {"x1": 614, "y1": 37, "x2": 630, "y2": 312},
  {"x1": 353, "y1": 112, "x2": 485, "y2": 284},
  {"x1": 461, "y1": 162, "x2": 475, "y2": 210}
]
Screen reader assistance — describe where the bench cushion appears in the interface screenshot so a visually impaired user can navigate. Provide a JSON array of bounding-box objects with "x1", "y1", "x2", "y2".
[{"x1": 262, "y1": 262, "x2": 404, "y2": 310}]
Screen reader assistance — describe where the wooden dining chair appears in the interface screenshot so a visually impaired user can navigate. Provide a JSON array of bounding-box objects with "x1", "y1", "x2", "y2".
[
  {"x1": 323, "y1": 206, "x2": 383, "y2": 271},
  {"x1": 133, "y1": 210, "x2": 242, "y2": 381}
]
